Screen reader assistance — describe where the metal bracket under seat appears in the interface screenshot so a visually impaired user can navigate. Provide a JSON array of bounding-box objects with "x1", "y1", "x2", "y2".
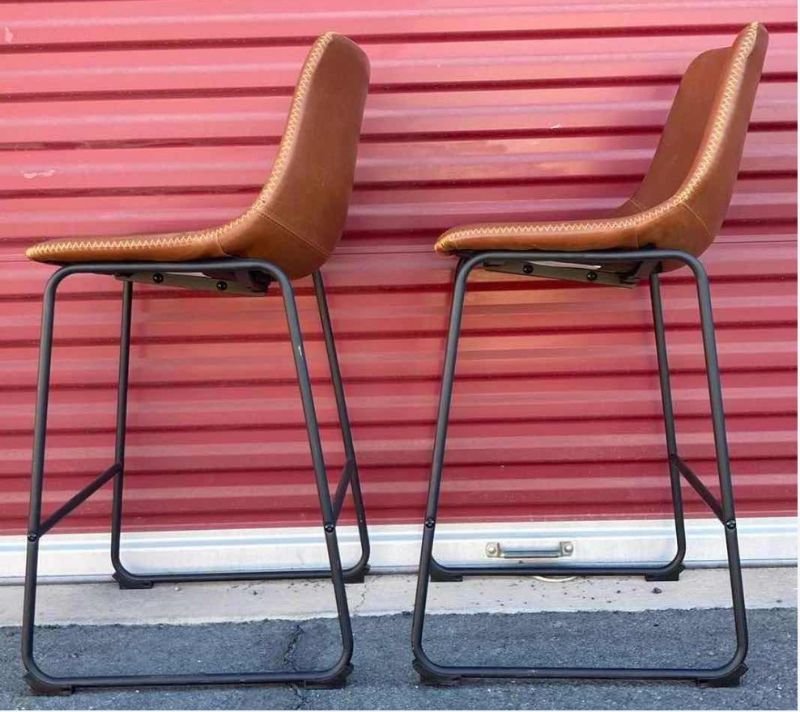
[
  {"x1": 482, "y1": 256, "x2": 658, "y2": 288},
  {"x1": 115, "y1": 268, "x2": 271, "y2": 295}
]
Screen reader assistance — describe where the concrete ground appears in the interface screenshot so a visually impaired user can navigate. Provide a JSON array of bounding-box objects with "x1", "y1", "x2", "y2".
[{"x1": 0, "y1": 569, "x2": 796, "y2": 710}]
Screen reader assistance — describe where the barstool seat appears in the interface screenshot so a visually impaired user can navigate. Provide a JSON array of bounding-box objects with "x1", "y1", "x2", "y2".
[
  {"x1": 435, "y1": 22, "x2": 767, "y2": 269},
  {"x1": 27, "y1": 31, "x2": 363, "y2": 280},
  {"x1": 26, "y1": 227, "x2": 234, "y2": 265},
  {"x1": 25, "y1": 210, "x2": 324, "y2": 278},
  {"x1": 435, "y1": 215, "x2": 639, "y2": 255}
]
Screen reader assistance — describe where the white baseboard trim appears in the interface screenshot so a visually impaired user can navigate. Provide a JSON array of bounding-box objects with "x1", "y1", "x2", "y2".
[{"x1": 0, "y1": 516, "x2": 795, "y2": 583}]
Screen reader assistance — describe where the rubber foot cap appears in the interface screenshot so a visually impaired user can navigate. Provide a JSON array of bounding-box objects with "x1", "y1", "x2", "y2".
[
  {"x1": 697, "y1": 663, "x2": 748, "y2": 688},
  {"x1": 112, "y1": 572, "x2": 154, "y2": 590},
  {"x1": 429, "y1": 563, "x2": 463, "y2": 583},
  {"x1": 24, "y1": 673, "x2": 73, "y2": 696},
  {"x1": 301, "y1": 664, "x2": 353, "y2": 688},
  {"x1": 413, "y1": 660, "x2": 461, "y2": 686},
  {"x1": 644, "y1": 565, "x2": 684, "y2": 582},
  {"x1": 343, "y1": 565, "x2": 370, "y2": 584}
]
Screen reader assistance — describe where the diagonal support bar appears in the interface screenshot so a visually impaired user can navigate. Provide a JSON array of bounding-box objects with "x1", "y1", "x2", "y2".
[
  {"x1": 672, "y1": 455, "x2": 725, "y2": 523},
  {"x1": 36, "y1": 463, "x2": 121, "y2": 538},
  {"x1": 331, "y1": 459, "x2": 355, "y2": 522}
]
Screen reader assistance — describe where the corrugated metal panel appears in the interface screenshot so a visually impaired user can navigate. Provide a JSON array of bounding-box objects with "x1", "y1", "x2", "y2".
[{"x1": 0, "y1": 0, "x2": 796, "y2": 535}]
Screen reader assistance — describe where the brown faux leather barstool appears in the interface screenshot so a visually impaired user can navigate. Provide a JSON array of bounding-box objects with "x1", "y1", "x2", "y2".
[
  {"x1": 411, "y1": 23, "x2": 768, "y2": 687},
  {"x1": 22, "y1": 33, "x2": 370, "y2": 694}
]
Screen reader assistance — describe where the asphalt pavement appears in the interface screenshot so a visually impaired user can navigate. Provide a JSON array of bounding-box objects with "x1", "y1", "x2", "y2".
[{"x1": 0, "y1": 607, "x2": 795, "y2": 710}]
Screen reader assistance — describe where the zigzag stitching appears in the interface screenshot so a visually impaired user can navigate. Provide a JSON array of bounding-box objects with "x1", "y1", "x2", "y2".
[
  {"x1": 438, "y1": 23, "x2": 759, "y2": 250},
  {"x1": 27, "y1": 33, "x2": 337, "y2": 260}
]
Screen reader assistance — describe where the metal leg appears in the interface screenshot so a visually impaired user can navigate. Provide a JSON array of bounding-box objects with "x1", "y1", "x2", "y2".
[
  {"x1": 411, "y1": 249, "x2": 748, "y2": 685},
  {"x1": 690, "y1": 257, "x2": 748, "y2": 686},
  {"x1": 108, "y1": 273, "x2": 370, "y2": 589},
  {"x1": 313, "y1": 271, "x2": 370, "y2": 583},
  {"x1": 21, "y1": 259, "x2": 357, "y2": 693},
  {"x1": 427, "y1": 267, "x2": 688, "y2": 583},
  {"x1": 411, "y1": 257, "x2": 472, "y2": 685},
  {"x1": 644, "y1": 271, "x2": 686, "y2": 582},
  {"x1": 276, "y1": 268, "x2": 354, "y2": 685},
  {"x1": 108, "y1": 281, "x2": 149, "y2": 590},
  {"x1": 21, "y1": 270, "x2": 74, "y2": 695}
]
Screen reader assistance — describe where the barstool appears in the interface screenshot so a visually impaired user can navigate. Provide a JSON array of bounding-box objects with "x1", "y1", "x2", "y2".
[
  {"x1": 22, "y1": 33, "x2": 370, "y2": 694},
  {"x1": 411, "y1": 23, "x2": 768, "y2": 687}
]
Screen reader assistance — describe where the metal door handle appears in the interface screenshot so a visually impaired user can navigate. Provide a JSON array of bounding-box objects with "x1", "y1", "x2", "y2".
[{"x1": 485, "y1": 541, "x2": 574, "y2": 559}]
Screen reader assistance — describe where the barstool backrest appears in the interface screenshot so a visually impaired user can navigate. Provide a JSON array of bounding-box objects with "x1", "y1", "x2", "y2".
[
  {"x1": 615, "y1": 22, "x2": 768, "y2": 259},
  {"x1": 222, "y1": 33, "x2": 370, "y2": 277}
]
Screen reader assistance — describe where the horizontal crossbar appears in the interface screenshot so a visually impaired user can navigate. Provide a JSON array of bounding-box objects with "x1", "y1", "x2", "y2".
[
  {"x1": 673, "y1": 455, "x2": 725, "y2": 523},
  {"x1": 332, "y1": 459, "x2": 355, "y2": 522},
  {"x1": 36, "y1": 463, "x2": 121, "y2": 538}
]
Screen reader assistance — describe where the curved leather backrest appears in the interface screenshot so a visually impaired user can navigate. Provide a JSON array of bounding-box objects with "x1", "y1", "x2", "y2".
[
  {"x1": 617, "y1": 22, "x2": 768, "y2": 259},
  {"x1": 220, "y1": 33, "x2": 370, "y2": 276}
]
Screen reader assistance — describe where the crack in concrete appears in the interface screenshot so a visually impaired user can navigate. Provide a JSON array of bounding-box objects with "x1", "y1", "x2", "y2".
[
  {"x1": 350, "y1": 578, "x2": 371, "y2": 616},
  {"x1": 281, "y1": 622, "x2": 308, "y2": 710}
]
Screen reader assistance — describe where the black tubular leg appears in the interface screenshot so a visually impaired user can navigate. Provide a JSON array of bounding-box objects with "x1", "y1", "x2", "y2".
[
  {"x1": 278, "y1": 267, "x2": 354, "y2": 683},
  {"x1": 109, "y1": 281, "x2": 149, "y2": 590},
  {"x1": 411, "y1": 256, "x2": 471, "y2": 684},
  {"x1": 21, "y1": 270, "x2": 74, "y2": 695},
  {"x1": 644, "y1": 271, "x2": 686, "y2": 582},
  {"x1": 411, "y1": 249, "x2": 748, "y2": 685},
  {"x1": 108, "y1": 272, "x2": 370, "y2": 589},
  {"x1": 21, "y1": 259, "x2": 357, "y2": 693},
  {"x1": 426, "y1": 267, "x2": 687, "y2": 582},
  {"x1": 313, "y1": 271, "x2": 370, "y2": 583},
  {"x1": 691, "y1": 257, "x2": 748, "y2": 683}
]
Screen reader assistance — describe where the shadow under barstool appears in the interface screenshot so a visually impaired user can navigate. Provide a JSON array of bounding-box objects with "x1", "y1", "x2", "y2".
[
  {"x1": 412, "y1": 22, "x2": 769, "y2": 688},
  {"x1": 22, "y1": 33, "x2": 371, "y2": 694}
]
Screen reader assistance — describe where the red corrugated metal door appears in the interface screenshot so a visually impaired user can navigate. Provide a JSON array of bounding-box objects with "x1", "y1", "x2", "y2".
[{"x1": 0, "y1": 2, "x2": 796, "y2": 552}]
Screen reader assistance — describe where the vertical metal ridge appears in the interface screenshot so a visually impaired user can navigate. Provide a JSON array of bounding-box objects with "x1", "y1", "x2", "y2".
[{"x1": 0, "y1": 0, "x2": 795, "y2": 535}]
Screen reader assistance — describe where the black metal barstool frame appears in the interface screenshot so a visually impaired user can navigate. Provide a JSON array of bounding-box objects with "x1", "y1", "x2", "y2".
[
  {"x1": 411, "y1": 248, "x2": 748, "y2": 687},
  {"x1": 22, "y1": 258, "x2": 369, "y2": 694}
]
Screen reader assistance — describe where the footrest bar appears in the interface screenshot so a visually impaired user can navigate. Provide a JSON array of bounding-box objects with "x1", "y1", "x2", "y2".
[
  {"x1": 27, "y1": 666, "x2": 352, "y2": 692},
  {"x1": 37, "y1": 463, "x2": 122, "y2": 537},
  {"x1": 672, "y1": 456, "x2": 725, "y2": 522},
  {"x1": 119, "y1": 567, "x2": 352, "y2": 585},
  {"x1": 429, "y1": 562, "x2": 684, "y2": 578},
  {"x1": 413, "y1": 659, "x2": 747, "y2": 684}
]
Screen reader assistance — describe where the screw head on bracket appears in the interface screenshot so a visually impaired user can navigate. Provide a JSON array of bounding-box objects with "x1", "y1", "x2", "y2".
[
  {"x1": 216, "y1": 281, "x2": 228, "y2": 291},
  {"x1": 586, "y1": 271, "x2": 598, "y2": 281},
  {"x1": 725, "y1": 519, "x2": 737, "y2": 530},
  {"x1": 424, "y1": 517, "x2": 435, "y2": 528},
  {"x1": 522, "y1": 264, "x2": 534, "y2": 275},
  {"x1": 152, "y1": 273, "x2": 164, "y2": 284}
]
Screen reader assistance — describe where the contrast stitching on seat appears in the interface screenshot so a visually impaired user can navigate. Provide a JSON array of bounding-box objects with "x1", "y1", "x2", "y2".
[
  {"x1": 260, "y1": 211, "x2": 331, "y2": 260},
  {"x1": 26, "y1": 232, "x2": 207, "y2": 260},
  {"x1": 27, "y1": 33, "x2": 338, "y2": 262},
  {"x1": 681, "y1": 202, "x2": 713, "y2": 241},
  {"x1": 255, "y1": 33, "x2": 336, "y2": 206},
  {"x1": 438, "y1": 22, "x2": 760, "y2": 248},
  {"x1": 206, "y1": 32, "x2": 336, "y2": 245}
]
